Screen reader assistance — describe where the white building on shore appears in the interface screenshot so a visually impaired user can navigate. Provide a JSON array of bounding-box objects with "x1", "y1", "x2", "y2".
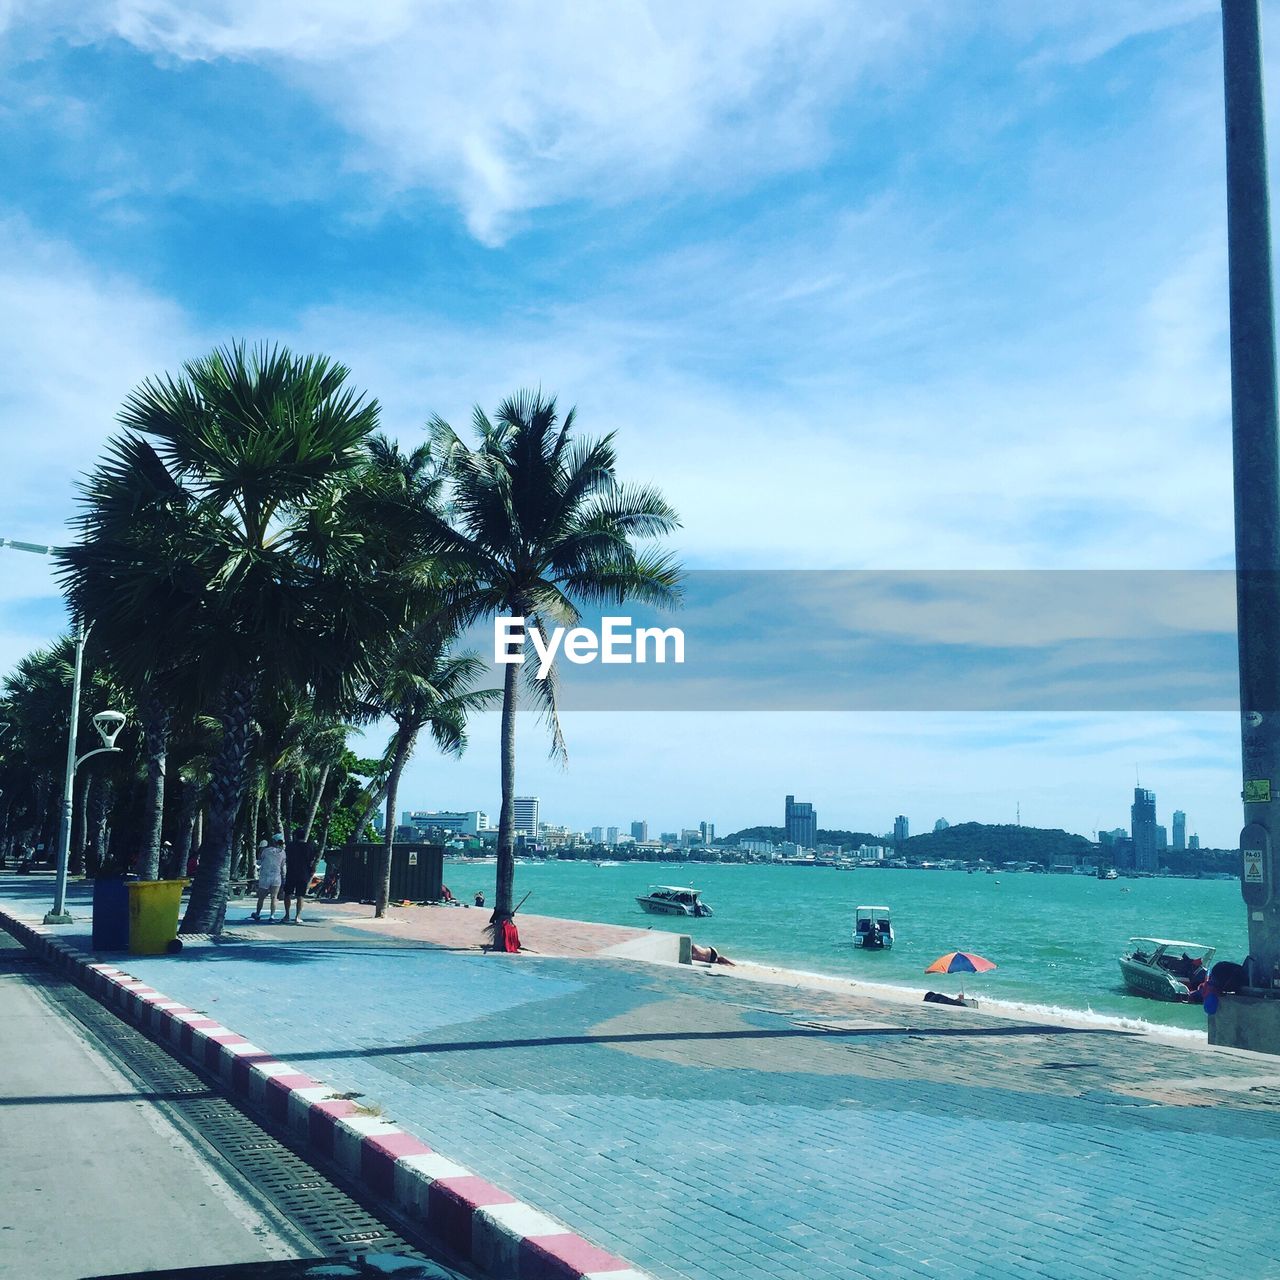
[{"x1": 402, "y1": 810, "x2": 490, "y2": 836}]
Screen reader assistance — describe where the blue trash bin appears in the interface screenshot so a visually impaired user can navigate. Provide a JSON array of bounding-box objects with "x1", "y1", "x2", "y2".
[{"x1": 92, "y1": 876, "x2": 130, "y2": 950}]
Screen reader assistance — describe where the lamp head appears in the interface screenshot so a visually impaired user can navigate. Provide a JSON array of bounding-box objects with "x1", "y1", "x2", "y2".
[{"x1": 92, "y1": 710, "x2": 126, "y2": 748}]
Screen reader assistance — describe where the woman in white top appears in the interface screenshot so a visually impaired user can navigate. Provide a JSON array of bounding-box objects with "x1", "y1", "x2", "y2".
[{"x1": 252, "y1": 836, "x2": 287, "y2": 922}]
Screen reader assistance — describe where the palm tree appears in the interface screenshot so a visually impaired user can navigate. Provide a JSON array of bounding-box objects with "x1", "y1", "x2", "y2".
[
  {"x1": 425, "y1": 391, "x2": 682, "y2": 927},
  {"x1": 59, "y1": 342, "x2": 408, "y2": 933},
  {"x1": 356, "y1": 625, "x2": 498, "y2": 917}
]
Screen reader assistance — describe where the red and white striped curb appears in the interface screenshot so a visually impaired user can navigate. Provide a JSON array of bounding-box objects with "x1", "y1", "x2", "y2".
[{"x1": 0, "y1": 910, "x2": 651, "y2": 1280}]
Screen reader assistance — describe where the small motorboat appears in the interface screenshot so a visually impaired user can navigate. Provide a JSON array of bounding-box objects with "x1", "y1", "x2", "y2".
[
  {"x1": 1119, "y1": 937, "x2": 1215, "y2": 1000},
  {"x1": 635, "y1": 885, "x2": 713, "y2": 917},
  {"x1": 853, "y1": 905, "x2": 894, "y2": 949}
]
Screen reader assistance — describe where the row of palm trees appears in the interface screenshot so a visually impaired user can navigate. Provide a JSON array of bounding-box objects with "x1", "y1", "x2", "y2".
[{"x1": 1, "y1": 342, "x2": 681, "y2": 935}]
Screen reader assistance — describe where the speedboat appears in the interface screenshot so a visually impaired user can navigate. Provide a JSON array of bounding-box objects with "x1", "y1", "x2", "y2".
[
  {"x1": 635, "y1": 886, "x2": 713, "y2": 917},
  {"x1": 1119, "y1": 937, "x2": 1215, "y2": 1000},
  {"x1": 853, "y1": 905, "x2": 893, "y2": 949}
]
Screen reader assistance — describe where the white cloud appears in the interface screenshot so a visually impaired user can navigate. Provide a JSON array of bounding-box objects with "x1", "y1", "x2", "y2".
[
  {"x1": 16, "y1": 0, "x2": 914, "y2": 243},
  {"x1": 4, "y1": 1, "x2": 1224, "y2": 243},
  {"x1": 0, "y1": 214, "x2": 204, "y2": 670},
  {"x1": 280, "y1": 203, "x2": 1235, "y2": 575},
  {"x1": 383, "y1": 708, "x2": 1242, "y2": 847}
]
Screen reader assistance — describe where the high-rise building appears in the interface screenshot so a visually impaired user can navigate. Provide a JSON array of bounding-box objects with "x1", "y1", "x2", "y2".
[
  {"x1": 513, "y1": 796, "x2": 540, "y2": 836},
  {"x1": 403, "y1": 810, "x2": 490, "y2": 836},
  {"x1": 934, "y1": 818, "x2": 949, "y2": 832},
  {"x1": 630, "y1": 821, "x2": 648, "y2": 842},
  {"x1": 1113, "y1": 835, "x2": 1135, "y2": 870},
  {"x1": 1131, "y1": 788, "x2": 1159, "y2": 873},
  {"x1": 1189, "y1": 834, "x2": 1201, "y2": 851},
  {"x1": 1172, "y1": 811, "x2": 1186, "y2": 851},
  {"x1": 893, "y1": 815, "x2": 909, "y2": 847},
  {"x1": 590, "y1": 826, "x2": 603, "y2": 844},
  {"x1": 785, "y1": 795, "x2": 817, "y2": 848},
  {"x1": 606, "y1": 826, "x2": 619, "y2": 845},
  {"x1": 700, "y1": 820, "x2": 715, "y2": 844},
  {"x1": 660, "y1": 832, "x2": 678, "y2": 845}
]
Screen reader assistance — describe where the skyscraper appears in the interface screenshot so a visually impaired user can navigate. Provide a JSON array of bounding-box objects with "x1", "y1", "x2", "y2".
[
  {"x1": 630, "y1": 821, "x2": 648, "y2": 842},
  {"x1": 590, "y1": 826, "x2": 603, "y2": 844},
  {"x1": 1172, "y1": 810, "x2": 1186, "y2": 851},
  {"x1": 784, "y1": 795, "x2": 817, "y2": 847},
  {"x1": 893, "y1": 815, "x2": 909, "y2": 847},
  {"x1": 606, "y1": 826, "x2": 619, "y2": 846},
  {"x1": 513, "y1": 796, "x2": 540, "y2": 837},
  {"x1": 1131, "y1": 788, "x2": 1158, "y2": 873},
  {"x1": 700, "y1": 820, "x2": 715, "y2": 844}
]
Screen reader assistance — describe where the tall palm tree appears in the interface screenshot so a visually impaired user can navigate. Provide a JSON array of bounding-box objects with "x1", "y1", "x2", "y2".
[
  {"x1": 59, "y1": 342, "x2": 407, "y2": 933},
  {"x1": 425, "y1": 391, "x2": 682, "y2": 926},
  {"x1": 356, "y1": 625, "x2": 498, "y2": 917}
]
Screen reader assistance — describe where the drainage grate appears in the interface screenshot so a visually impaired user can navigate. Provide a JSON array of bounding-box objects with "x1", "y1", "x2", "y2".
[{"x1": 12, "y1": 939, "x2": 468, "y2": 1278}]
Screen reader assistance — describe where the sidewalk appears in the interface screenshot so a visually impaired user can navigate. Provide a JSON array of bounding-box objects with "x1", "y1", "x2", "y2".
[
  {"x1": 0, "y1": 930, "x2": 304, "y2": 1279},
  {"x1": 6, "y1": 875, "x2": 1280, "y2": 1280}
]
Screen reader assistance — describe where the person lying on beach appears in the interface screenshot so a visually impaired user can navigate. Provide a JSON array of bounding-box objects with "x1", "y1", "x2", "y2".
[{"x1": 691, "y1": 943, "x2": 734, "y2": 965}]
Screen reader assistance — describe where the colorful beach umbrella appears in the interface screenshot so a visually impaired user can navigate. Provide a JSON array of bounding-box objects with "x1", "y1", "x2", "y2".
[
  {"x1": 924, "y1": 951, "x2": 996, "y2": 1001},
  {"x1": 925, "y1": 951, "x2": 997, "y2": 975}
]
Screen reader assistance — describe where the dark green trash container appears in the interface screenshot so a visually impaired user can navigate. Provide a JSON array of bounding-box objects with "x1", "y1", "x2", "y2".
[{"x1": 339, "y1": 843, "x2": 443, "y2": 903}]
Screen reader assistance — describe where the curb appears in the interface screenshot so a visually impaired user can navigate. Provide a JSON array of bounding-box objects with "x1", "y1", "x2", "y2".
[{"x1": 0, "y1": 910, "x2": 652, "y2": 1280}]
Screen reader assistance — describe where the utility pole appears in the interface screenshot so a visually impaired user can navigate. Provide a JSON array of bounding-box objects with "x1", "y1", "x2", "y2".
[{"x1": 1217, "y1": 0, "x2": 1280, "y2": 1051}]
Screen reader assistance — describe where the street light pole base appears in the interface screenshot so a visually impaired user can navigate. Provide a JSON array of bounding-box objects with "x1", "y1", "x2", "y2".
[{"x1": 42, "y1": 911, "x2": 73, "y2": 925}]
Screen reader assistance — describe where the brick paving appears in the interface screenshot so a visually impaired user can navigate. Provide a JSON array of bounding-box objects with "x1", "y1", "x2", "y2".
[{"x1": 6, "y1": 876, "x2": 1280, "y2": 1280}]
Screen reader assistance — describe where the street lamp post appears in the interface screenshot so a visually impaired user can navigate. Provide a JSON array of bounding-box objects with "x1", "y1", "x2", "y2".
[
  {"x1": 44, "y1": 619, "x2": 88, "y2": 923},
  {"x1": 0, "y1": 535, "x2": 119, "y2": 924},
  {"x1": 44, "y1": 633, "x2": 126, "y2": 924}
]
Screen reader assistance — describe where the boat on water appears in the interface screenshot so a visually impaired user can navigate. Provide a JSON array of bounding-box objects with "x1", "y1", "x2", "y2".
[
  {"x1": 1118, "y1": 937, "x2": 1215, "y2": 1000},
  {"x1": 852, "y1": 905, "x2": 894, "y2": 949},
  {"x1": 1097, "y1": 867, "x2": 1118, "y2": 880},
  {"x1": 635, "y1": 885, "x2": 714, "y2": 917}
]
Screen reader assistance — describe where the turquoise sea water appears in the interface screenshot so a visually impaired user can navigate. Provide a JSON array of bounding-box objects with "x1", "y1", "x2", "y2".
[{"x1": 438, "y1": 859, "x2": 1250, "y2": 1033}]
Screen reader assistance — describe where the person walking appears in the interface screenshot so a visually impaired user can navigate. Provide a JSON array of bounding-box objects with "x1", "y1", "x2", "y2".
[
  {"x1": 251, "y1": 835, "x2": 286, "y2": 922},
  {"x1": 282, "y1": 827, "x2": 318, "y2": 924}
]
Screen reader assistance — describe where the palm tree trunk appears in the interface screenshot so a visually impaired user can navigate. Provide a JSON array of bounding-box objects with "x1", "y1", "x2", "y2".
[
  {"x1": 172, "y1": 777, "x2": 200, "y2": 877},
  {"x1": 181, "y1": 674, "x2": 259, "y2": 935},
  {"x1": 494, "y1": 661, "x2": 519, "y2": 920},
  {"x1": 138, "y1": 695, "x2": 171, "y2": 880},
  {"x1": 282, "y1": 773, "x2": 298, "y2": 835},
  {"x1": 90, "y1": 777, "x2": 113, "y2": 870},
  {"x1": 71, "y1": 772, "x2": 91, "y2": 877},
  {"x1": 316, "y1": 775, "x2": 341, "y2": 852},
  {"x1": 267, "y1": 772, "x2": 283, "y2": 842},
  {"x1": 243, "y1": 787, "x2": 260, "y2": 879},
  {"x1": 375, "y1": 728, "x2": 416, "y2": 918},
  {"x1": 300, "y1": 763, "x2": 329, "y2": 841}
]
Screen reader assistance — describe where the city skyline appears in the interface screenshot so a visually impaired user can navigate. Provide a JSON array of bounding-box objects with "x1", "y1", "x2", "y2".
[{"x1": 393, "y1": 779, "x2": 1212, "y2": 849}]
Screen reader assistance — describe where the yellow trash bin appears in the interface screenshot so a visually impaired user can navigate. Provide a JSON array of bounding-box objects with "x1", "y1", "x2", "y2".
[{"x1": 127, "y1": 879, "x2": 187, "y2": 955}]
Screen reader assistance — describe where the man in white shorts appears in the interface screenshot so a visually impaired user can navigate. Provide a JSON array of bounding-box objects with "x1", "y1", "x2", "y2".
[{"x1": 252, "y1": 834, "x2": 286, "y2": 921}]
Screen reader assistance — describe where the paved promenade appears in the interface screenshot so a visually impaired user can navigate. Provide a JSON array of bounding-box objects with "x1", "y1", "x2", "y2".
[
  {"x1": 5, "y1": 876, "x2": 1280, "y2": 1280},
  {"x1": 0, "y1": 930, "x2": 305, "y2": 1278}
]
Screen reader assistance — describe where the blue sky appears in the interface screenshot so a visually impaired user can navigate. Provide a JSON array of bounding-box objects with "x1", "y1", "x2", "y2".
[{"x1": 0, "y1": 1, "x2": 1261, "y2": 845}]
